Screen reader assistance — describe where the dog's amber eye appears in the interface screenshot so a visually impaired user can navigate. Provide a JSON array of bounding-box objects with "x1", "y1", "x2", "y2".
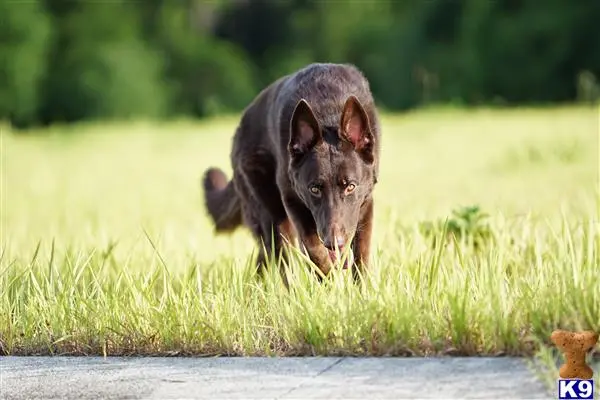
[
  {"x1": 309, "y1": 185, "x2": 321, "y2": 196},
  {"x1": 345, "y1": 183, "x2": 356, "y2": 194}
]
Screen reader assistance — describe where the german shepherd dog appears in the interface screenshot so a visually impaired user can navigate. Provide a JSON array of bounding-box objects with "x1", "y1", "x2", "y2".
[{"x1": 202, "y1": 63, "x2": 381, "y2": 279}]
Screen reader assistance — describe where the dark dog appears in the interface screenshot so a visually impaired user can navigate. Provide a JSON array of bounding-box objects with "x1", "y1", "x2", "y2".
[{"x1": 202, "y1": 63, "x2": 381, "y2": 279}]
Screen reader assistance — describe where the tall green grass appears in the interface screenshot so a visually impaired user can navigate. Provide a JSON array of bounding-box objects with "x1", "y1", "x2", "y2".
[{"x1": 1, "y1": 106, "x2": 598, "y2": 389}]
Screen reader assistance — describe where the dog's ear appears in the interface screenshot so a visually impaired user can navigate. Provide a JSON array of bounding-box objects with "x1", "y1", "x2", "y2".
[
  {"x1": 289, "y1": 99, "x2": 321, "y2": 160},
  {"x1": 340, "y1": 95, "x2": 374, "y2": 164}
]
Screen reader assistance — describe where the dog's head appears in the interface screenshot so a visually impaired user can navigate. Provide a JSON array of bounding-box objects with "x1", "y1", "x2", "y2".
[{"x1": 287, "y1": 95, "x2": 377, "y2": 258}]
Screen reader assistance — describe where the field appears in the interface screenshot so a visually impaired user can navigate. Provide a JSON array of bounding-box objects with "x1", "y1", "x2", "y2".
[{"x1": 1, "y1": 106, "x2": 598, "y2": 386}]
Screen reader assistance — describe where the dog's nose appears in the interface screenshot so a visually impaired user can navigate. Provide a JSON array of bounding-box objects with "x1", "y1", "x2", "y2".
[{"x1": 323, "y1": 234, "x2": 345, "y2": 250}]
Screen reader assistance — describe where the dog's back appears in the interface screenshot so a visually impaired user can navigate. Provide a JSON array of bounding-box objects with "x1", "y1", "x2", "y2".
[
  {"x1": 239, "y1": 63, "x2": 380, "y2": 162},
  {"x1": 275, "y1": 63, "x2": 379, "y2": 134}
]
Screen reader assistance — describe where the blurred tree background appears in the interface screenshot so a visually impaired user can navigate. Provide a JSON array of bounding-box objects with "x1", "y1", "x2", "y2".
[{"x1": 1, "y1": 0, "x2": 599, "y2": 129}]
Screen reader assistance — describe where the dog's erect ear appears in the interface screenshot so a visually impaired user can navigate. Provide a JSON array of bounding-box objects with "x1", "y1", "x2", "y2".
[
  {"x1": 340, "y1": 95, "x2": 374, "y2": 163},
  {"x1": 289, "y1": 99, "x2": 321, "y2": 160}
]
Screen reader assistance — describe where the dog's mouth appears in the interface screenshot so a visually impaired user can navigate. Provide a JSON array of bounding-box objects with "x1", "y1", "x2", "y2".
[{"x1": 327, "y1": 247, "x2": 350, "y2": 269}]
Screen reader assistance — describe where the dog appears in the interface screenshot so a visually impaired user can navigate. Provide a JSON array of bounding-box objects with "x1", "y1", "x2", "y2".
[{"x1": 202, "y1": 63, "x2": 381, "y2": 279}]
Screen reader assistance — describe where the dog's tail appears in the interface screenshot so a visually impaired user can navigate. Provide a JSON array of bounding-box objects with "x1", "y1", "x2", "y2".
[{"x1": 202, "y1": 167, "x2": 242, "y2": 233}]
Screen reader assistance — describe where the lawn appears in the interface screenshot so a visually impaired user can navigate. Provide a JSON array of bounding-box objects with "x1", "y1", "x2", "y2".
[{"x1": 1, "y1": 106, "x2": 598, "y2": 387}]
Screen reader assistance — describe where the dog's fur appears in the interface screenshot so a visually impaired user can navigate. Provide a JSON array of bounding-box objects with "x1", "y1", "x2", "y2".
[{"x1": 202, "y1": 63, "x2": 381, "y2": 279}]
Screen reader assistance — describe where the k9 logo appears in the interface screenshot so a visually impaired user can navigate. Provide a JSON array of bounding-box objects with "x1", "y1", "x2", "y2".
[{"x1": 558, "y1": 379, "x2": 594, "y2": 400}]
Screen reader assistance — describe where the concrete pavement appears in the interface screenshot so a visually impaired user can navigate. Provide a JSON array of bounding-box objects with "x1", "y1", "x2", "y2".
[{"x1": 0, "y1": 356, "x2": 554, "y2": 399}]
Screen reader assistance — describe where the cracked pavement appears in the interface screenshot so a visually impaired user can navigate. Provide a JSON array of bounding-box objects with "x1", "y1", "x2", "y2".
[{"x1": 0, "y1": 356, "x2": 554, "y2": 399}]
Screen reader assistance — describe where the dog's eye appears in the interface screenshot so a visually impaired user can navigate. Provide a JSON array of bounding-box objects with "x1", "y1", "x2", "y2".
[
  {"x1": 345, "y1": 183, "x2": 356, "y2": 195},
  {"x1": 309, "y1": 185, "x2": 321, "y2": 196}
]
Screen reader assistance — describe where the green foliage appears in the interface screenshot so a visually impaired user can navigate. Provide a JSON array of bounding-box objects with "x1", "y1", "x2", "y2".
[
  {"x1": 419, "y1": 206, "x2": 495, "y2": 250},
  {"x1": 1, "y1": 0, "x2": 599, "y2": 127},
  {"x1": 153, "y1": 3, "x2": 257, "y2": 117},
  {"x1": 39, "y1": 2, "x2": 169, "y2": 123},
  {"x1": 0, "y1": 0, "x2": 53, "y2": 127}
]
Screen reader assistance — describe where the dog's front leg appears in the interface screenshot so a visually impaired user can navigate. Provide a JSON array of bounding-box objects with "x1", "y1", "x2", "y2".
[
  {"x1": 351, "y1": 198, "x2": 374, "y2": 281},
  {"x1": 282, "y1": 194, "x2": 332, "y2": 277}
]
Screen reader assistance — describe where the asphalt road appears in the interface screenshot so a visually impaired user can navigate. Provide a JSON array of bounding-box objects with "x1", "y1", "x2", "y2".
[{"x1": 0, "y1": 356, "x2": 554, "y2": 399}]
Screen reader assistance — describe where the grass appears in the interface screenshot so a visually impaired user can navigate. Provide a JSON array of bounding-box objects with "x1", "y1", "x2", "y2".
[{"x1": 1, "y1": 106, "x2": 599, "y2": 389}]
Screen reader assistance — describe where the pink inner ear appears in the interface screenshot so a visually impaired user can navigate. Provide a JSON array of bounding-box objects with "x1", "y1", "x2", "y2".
[
  {"x1": 345, "y1": 115, "x2": 365, "y2": 147},
  {"x1": 297, "y1": 120, "x2": 316, "y2": 147}
]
